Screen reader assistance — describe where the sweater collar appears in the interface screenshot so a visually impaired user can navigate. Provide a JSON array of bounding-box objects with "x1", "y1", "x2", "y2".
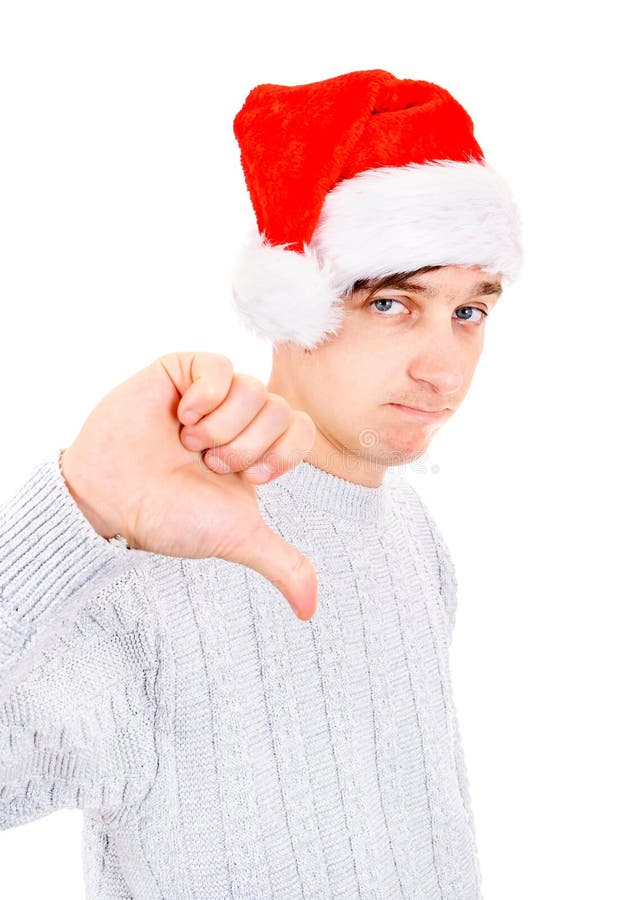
[{"x1": 257, "y1": 459, "x2": 391, "y2": 522}]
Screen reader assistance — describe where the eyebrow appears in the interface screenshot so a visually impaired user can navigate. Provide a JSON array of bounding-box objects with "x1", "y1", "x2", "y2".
[{"x1": 379, "y1": 279, "x2": 503, "y2": 299}]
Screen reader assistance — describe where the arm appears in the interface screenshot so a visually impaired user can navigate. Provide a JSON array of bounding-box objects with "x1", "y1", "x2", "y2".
[
  {"x1": 0, "y1": 448, "x2": 131, "y2": 675},
  {"x1": 0, "y1": 562, "x2": 159, "y2": 830}
]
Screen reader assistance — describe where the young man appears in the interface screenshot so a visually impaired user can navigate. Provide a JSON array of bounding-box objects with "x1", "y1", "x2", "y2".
[{"x1": 0, "y1": 70, "x2": 522, "y2": 898}]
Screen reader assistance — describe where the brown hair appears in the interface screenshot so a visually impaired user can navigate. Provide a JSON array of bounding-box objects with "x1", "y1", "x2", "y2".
[{"x1": 343, "y1": 265, "x2": 442, "y2": 305}]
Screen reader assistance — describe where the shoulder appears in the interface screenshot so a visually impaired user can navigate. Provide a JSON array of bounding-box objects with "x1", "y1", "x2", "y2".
[
  {"x1": 386, "y1": 471, "x2": 458, "y2": 632},
  {"x1": 385, "y1": 471, "x2": 441, "y2": 540}
]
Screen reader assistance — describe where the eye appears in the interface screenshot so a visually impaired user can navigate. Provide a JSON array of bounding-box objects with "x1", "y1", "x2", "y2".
[
  {"x1": 454, "y1": 306, "x2": 489, "y2": 325},
  {"x1": 369, "y1": 298, "x2": 489, "y2": 324},
  {"x1": 369, "y1": 298, "x2": 408, "y2": 316}
]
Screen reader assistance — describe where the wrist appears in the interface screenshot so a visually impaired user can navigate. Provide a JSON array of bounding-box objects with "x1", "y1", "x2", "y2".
[{"x1": 58, "y1": 447, "x2": 129, "y2": 544}]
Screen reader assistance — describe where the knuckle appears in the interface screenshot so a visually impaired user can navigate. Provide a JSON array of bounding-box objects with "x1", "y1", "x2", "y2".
[
  {"x1": 211, "y1": 353, "x2": 234, "y2": 371},
  {"x1": 293, "y1": 410, "x2": 316, "y2": 441},
  {"x1": 202, "y1": 354, "x2": 234, "y2": 393},
  {"x1": 234, "y1": 373, "x2": 267, "y2": 401},
  {"x1": 195, "y1": 380, "x2": 222, "y2": 404},
  {"x1": 265, "y1": 392, "x2": 292, "y2": 422}
]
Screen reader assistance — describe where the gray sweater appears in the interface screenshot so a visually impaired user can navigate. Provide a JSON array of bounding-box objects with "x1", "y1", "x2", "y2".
[{"x1": 0, "y1": 449, "x2": 482, "y2": 899}]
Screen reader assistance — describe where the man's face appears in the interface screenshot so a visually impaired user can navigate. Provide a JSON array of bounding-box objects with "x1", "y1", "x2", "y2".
[{"x1": 267, "y1": 264, "x2": 502, "y2": 486}]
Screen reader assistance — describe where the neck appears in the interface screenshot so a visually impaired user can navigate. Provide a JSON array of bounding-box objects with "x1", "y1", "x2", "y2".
[
  {"x1": 267, "y1": 364, "x2": 387, "y2": 489},
  {"x1": 299, "y1": 426, "x2": 388, "y2": 488}
]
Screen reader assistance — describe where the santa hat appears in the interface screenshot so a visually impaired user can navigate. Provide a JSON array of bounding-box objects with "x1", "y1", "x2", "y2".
[{"x1": 231, "y1": 68, "x2": 523, "y2": 349}]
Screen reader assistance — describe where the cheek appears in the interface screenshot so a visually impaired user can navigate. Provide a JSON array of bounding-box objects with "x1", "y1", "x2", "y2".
[{"x1": 315, "y1": 348, "x2": 377, "y2": 392}]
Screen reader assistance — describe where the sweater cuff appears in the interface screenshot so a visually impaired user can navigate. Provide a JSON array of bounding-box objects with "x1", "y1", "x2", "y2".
[{"x1": 0, "y1": 448, "x2": 130, "y2": 670}]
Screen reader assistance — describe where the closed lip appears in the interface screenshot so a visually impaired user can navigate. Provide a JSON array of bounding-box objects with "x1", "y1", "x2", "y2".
[
  {"x1": 394, "y1": 404, "x2": 447, "y2": 413},
  {"x1": 389, "y1": 403, "x2": 449, "y2": 419}
]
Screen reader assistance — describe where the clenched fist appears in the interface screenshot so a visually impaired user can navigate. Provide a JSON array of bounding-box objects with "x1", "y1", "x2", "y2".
[{"x1": 60, "y1": 352, "x2": 318, "y2": 619}]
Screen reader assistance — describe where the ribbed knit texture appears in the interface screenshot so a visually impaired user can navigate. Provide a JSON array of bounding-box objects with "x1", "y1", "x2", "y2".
[{"x1": 0, "y1": 449, "x2": 482, "y2": 899}]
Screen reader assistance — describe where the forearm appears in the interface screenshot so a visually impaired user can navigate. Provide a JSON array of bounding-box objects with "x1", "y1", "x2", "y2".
[{"x1": 0, "y1": 448, "x2": 129, "y2": 673}]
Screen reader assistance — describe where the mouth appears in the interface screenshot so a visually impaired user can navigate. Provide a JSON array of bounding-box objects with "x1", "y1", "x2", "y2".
[{"x1": 388, "y1": 403, "x2": 449, "y2": 422}]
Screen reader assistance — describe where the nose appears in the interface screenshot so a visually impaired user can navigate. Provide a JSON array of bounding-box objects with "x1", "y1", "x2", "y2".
[{"x1": 405, "y1": 326, "x2": 464, "y2": 396}]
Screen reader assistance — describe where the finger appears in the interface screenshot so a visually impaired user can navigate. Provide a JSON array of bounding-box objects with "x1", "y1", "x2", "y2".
[
  {"x1": 229, "y1": 518, "x2": 318, "y2": 620},
  {"x1": 242, "y1": 411, "x2": 316, "y2": 483},
  {"x1": 156, "y1": 351, "x2": 235, "y2": 425},
  {"x1": 202, "y1": 394, "x2": 291, "y2": 473},
  {"x1": 180, "y1": 373, "x2": 268, "y2": 452}
]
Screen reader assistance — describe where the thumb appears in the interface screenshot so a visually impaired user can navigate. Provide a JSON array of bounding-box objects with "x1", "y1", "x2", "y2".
[{"x1": 235, "y1": 519, "x2": 318, "y2": 620}]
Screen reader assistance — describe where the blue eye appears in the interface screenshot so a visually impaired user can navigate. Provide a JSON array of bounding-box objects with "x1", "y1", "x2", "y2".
[
  {"x1": 369, "y1": 298, "x2": 489, "y2": 323},
  {"x1": 454, "y1": 306, "x2": 489, "y2": 324},
  {"x1": 369, "y1": 298, "x2": 408, "y2": 315}
]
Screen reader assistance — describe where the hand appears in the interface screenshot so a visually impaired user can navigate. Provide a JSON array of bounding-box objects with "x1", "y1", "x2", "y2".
[{"x1": 60, "y1": 351, "x2": 318, "y2": 619}]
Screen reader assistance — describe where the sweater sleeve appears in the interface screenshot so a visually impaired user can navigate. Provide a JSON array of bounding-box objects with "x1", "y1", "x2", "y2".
[
  {"x1": 0, "y1": 448, "x2": 132, "y2": 676},
  {"x1": 0, "y1": 561, "x2": 160, "y2": 830}
]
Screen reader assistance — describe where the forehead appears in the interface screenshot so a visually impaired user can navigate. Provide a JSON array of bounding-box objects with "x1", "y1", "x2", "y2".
[
  {"x1": 350, "y1": 265, "x2": 503, "y2": 300},
  {"x1": 414, "y1": 263, "x2": 501, "y2": 285}
]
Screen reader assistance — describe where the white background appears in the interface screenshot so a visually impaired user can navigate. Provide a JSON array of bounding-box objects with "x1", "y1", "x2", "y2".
[{"x1": 1, "y1": 1, "x2": 635, "y2": 897}]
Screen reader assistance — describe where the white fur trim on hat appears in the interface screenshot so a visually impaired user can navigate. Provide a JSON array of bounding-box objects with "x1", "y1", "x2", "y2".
[
  {"x1": 230, "y1": 231, "x2": 346, "y2": 349},
  {"x1": 231, "y1": 159, "x2": 523, "y2": 349}
]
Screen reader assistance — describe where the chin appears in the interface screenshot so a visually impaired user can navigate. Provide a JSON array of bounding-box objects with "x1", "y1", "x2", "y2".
[
  {"x1": 368, "y1": 445, "x2": 428, "y2": 468},
  {"x1": 387, "y1": 430, "x2": 436, "y2": 456}
]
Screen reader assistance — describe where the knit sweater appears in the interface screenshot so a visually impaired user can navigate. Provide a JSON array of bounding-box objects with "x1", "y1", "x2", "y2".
[{"x1": 0, "y1": 449, "x2": 482, "y2": 900}]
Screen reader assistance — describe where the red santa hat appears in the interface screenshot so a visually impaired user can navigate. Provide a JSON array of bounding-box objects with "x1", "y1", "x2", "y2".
[{"x1": 231, "y1": 68, "x2": 523, "y2": 349}]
